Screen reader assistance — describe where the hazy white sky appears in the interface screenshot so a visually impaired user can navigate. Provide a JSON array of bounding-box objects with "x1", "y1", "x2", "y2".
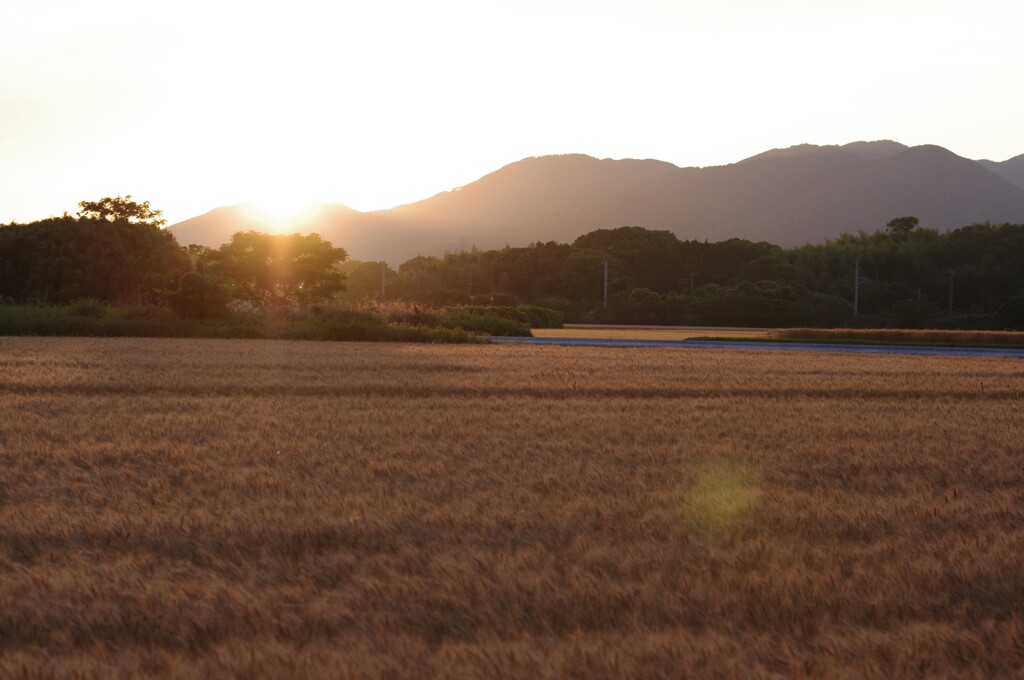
[{"x1": 3, "y1": 0, "x2": 1023, "y2": 224}]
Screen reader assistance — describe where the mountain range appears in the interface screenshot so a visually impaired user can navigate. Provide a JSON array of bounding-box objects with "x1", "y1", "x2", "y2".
[{"x1": 167, "y1": 141, "x2": 1024, "y2": 263}]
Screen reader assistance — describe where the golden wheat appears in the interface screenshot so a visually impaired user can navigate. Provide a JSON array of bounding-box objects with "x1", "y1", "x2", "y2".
[
  {"x1": 770, "y1": 327, "x2": 1024, "y2": 346},
  {"x1": 1, "y1": 337, "x2": 1022, "y2": 678}
]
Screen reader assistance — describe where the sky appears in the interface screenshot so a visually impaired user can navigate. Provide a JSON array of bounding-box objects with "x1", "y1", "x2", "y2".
[{"x1": 3, "y1": 0, "x2": 1023, "y2": 225}]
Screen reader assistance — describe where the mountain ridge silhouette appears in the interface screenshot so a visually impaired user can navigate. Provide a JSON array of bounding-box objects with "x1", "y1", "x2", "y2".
[{"x1": 167, "y1": 141, "x2": 1024, "y2": 262}]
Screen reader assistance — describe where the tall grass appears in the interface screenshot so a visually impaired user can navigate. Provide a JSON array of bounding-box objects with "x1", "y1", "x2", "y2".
[
  {"x1": 361, "y1": 301, "x2": 563, "y2": 336},
  {"x1": 440, "y1": 304, "x2": 565, "y2": 328},
  {"x1": 0, "y1": 302, "x2": 227, "y2": 338},
  {"x1": 0, "y1": 302, "x2": 546, "y2": 342}
]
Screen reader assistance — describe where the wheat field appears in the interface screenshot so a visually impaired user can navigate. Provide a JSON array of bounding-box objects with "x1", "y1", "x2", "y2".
[{"x1": 1, "y1": 337, "x2": 1023, "y2": 678}]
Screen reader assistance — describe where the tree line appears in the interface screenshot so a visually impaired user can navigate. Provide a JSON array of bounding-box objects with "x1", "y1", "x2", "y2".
[
  {"x1": 342, "y1": 219, "x2": 1024, "y2": 329},
  {"x1": 0, "y1": 198, "x2": 347, "y2": 318},
  {"x1": 2, "y1": 199, "x2": 1023, "y2": 329}
]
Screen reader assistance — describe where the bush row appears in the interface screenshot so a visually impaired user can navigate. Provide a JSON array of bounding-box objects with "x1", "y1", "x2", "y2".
[
  {"x1": 440, "y1": 305, "x2": 564, "y2": 329},
  {"x1": 0, "y1": 303, "x2": 522, "y2": 343}
]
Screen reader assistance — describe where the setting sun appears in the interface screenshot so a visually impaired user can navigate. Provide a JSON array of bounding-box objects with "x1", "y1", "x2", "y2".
[
  {"x1": 243, "y1": 199, "x2": 317, "y2": 232},
  {"x1": 3, "y1": 0, "x2": 1022, "y2": 226}
]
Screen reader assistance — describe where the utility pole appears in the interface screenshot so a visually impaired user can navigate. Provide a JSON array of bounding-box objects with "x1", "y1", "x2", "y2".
[
  {"x1": 854, "y1": 258, "x2": 860, "y2": 316},
  {"x1": 603, "y1": 261, "x2": 609, "y2": 309},
  {"x1": 380, "y1": 261, "x2": 387, "y2": 298},
  {"x1": 948, "y1": 270, "x2": 955, "y2": 312},
  {"x1": 690, "y1": 272, "x2": 696, "y2": 291}
]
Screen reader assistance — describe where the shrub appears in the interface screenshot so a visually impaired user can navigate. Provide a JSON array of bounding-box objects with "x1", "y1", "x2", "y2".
[
  {"x1": 438, "y1": 305, "x2": 563, "y2": 329},
  {"x1": 0, "y1": 303, "x2": 493, "y2": 343},
  {"x1": 70, "y1": 299, "x2": 108, "y2": 319},
  {"x1": 995, "y1": 291, "x2": 1024, "y2": 330},
  {"x1": 166, "y1": 272, "x2": 231, "y2": 319},
  {"x1": 435, "y1": 312, "x2": 530, "y2": 337}
]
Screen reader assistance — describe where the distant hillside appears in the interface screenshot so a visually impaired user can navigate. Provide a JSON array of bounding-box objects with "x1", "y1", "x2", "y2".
[
  {"x1": 978, "y1": 152, "x2": 1024, "y2": 190},
  {"x1": 169, "y1": 203, "x2": 361, "y2": 248},
  {"x1": 384, "y1": 154, "x2": 679, "y2": 233},
  {"x1": 167, "y1": 203, "x2": 433, "y2": 263},
  {"x1": 167, "y1": 142, "x2": 1024, "y2": 261}
]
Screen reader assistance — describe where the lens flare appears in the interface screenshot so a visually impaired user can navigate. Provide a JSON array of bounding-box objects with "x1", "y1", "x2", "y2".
[{"x1": 677, "y1": 456, "x2": 762, "y2": 537}]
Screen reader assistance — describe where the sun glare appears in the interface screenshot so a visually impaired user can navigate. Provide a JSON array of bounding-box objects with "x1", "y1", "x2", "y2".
[{"x1": 245, "y1": 199, "x2": 317, "y2": 232}]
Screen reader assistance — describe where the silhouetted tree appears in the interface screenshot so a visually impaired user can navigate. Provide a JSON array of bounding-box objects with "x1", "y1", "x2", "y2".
[
  {"x1": 886, "y1": 216, "x2": 920, "y2": 234},
  {"x1": 209, "y1": 231, "x2": 347, "y2": 306},
  {"x1": 558, "y1": 249, "x2": 611, "y2": 300},
  {"x1": 166, "y1": 271, "x2": 231, "y2": 318},
  {"x1": 77, "y1": 196, "x2": 167, "y2": 227},
  {"x1": 0, "y1": 205, "x2": 187, "y2": 303},
  {"x1": 995, "y1": 291, "x2": 1024, "y2": 329},
  {"x1": 343, "y1": 261, "x2": 397, "y2": 299},
  {"x1": 736, "y1": 254, "x2": 800, "y2": 282},
  {"x1": 573, "y1": 227, "x2": 683, "y2": 292}
]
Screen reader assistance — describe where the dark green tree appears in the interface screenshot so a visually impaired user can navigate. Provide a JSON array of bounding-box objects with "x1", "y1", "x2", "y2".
[
  {"x1": 77, "y1": 195, "x2": 167, "y2": 227},
  {"x1": 573, "y1": 227, "x2": 682, "y2": 292},
  {"x1": 995, "y1": 291, "x2": 1024, "y2": 330},
  {"x1": 0, "y1": 205, "x2": 187, "y2": 303},
  {"x1": 166, "y1": 271, "x2": 231, "y2": 318},
  {"x1": 736, "y1": 254, "x2": 800, "y2": 282},
  {"x1": 343, "y1": 261, "x2": 398, "y2": 299},
  {"x1": 558, "y1": 248, "x2": 610, "y2": 300},
  {"x1": 210, "y1": 231, "x2": 347, "y2": 306},
  {"x1": 886, "y1": 216, "x2": 920, "y2": 235}
]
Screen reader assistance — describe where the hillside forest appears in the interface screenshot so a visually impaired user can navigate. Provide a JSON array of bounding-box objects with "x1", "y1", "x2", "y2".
[{"x1": 2, "y1": 199, "x2": 1024, "y2": 330}]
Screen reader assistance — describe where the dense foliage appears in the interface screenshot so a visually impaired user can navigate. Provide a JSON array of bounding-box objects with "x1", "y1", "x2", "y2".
[
  {"x1": 0, "y1": 303, "x2": 497, "y2": 342},
  {"x1": 207, "y1": 231, "x2": 349, "y2": 307},
  {"x1": 76, "y1": 195, "x2": 167, "y2": 227},
  {"x1": 355, "y1": 222, "x2": 1024, "y2": 329},
  {"x1": 0, "y1": 214, "x2": 187, "y2": 304},
  {"x1": 4, "y1": 198, "x2": 1024, "y2": 329}
]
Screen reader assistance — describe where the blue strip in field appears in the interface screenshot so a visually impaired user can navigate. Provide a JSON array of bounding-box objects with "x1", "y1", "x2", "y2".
[{"x1": 492, "y1": 336, "x2": 1024, "y2": 359}]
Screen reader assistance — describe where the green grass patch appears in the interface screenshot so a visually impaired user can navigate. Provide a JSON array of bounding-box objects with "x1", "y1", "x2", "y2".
[{"x1": 0, "y1": 304, "x2": 492, "y2": 343}]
